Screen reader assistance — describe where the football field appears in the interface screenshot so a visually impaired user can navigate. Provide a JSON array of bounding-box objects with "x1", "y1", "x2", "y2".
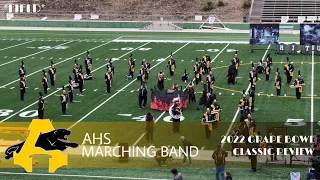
[{"x1": 0, "y1": 30, "x2": 318, "y2": 179}]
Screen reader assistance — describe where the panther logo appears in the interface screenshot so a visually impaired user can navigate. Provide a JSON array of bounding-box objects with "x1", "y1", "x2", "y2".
[{"x1": 5, "y1": 129, "x2": 78, "y2": 160}]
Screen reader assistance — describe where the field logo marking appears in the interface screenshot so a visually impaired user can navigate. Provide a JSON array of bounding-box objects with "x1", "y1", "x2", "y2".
[
  {"x1": 284, "y1": 119, "x2": 306, "y2": 127},
  {"x1": 163, "y1": 116, "x2": 185, "y2": 122}
]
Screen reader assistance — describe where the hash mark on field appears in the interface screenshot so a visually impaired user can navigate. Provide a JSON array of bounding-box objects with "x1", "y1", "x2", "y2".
[
  {"x1": 220, "y1": 61, "x2": 223, "y2": 62},
  {"x1": 191, "y1": 60, "x2": 194, "y2": 62},
  {"x1": 40, "y1": 57, "x2": 44, "y2": 59},
  {"x1": 59, "y1": 58, "x2": 62, "y2": 59},
  {"x1": 219, "y1": 92, "x2": 222, "y2": 95},
  {"x1": 284, "y1": 94, "x2": 287, "y2": 96},
  {"x1": 31, "y1": 57, "x2": 35, "y2": 59},
  {"x1": 4, "y1": 56, "x2": 7, "y2": 58},
  {"x1": 231, "y1": 93, "x2": 234, "y2": 95},
  {"x1": 47, "y1": 88, "x2": 50, "y2": 90},
  {"x1": 83, "y1": 89, "x2": 86, "y2": 91},
  {"x1": 201, "y1": 147, "x2": 205, "y2": 150},
  {"x1": 131, "y1": 90, "x2": 134, "y2": 93},
  {"x1": 50, "y1": 57, "x2": 53, "y2": 59},
  {"x1": 13, "y1": 57, "x2": 16, "y2": 58},
  {"x1": 10, "y1": 87, "x2": 14, "y2": 89},
  {"x1": 94, "y1": 89, "x2": 98, "y2": 92},
  {"x1": 136, "y1": 89, "x2": 139, "y2": 91},
  {"x1": 181, "y1": 60, "x2": 184, "y2": 61},
  {"x1": 34, "y1": 88, "x2": 38, "y2": 90}
]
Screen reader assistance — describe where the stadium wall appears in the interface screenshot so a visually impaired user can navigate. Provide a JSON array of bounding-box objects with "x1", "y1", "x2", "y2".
[
  {"x1": 0, "y1": 20, "x2": 300, "y2": 30},
  {"x1": 0, "y1": 20, "x2": 151, "y2": 28}
]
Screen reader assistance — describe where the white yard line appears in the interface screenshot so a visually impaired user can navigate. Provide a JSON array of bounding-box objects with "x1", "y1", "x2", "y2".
[
  {"x1": 0, "y1": 172, "x2": 170, "y2": 180},
  {"x1": 0, "y1": 41, "x2": 34, "y2": 52},
  {"x1": 0, "y1": 41, "x2": 72, "y2": 67},
  {"x1": 132, "y1": 111, "x2": 166, "y2": 146},
  {"x1": 68, "y1": 43, "x2": 189, "y2": 129},
  {"x1": 311, "y1": 46, "x2": 315, "y2": 137},
  {"x1": 221, "y1": 44, "x2": 271, "y2": 148},
  {"x1": 1, "y1": 37, "x2": 122, "y2": 88}
]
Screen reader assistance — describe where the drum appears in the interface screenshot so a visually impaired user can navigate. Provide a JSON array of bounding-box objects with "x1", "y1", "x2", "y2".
[{"x1": 256, "y1": 63, "x2": 265, "y2": 74}]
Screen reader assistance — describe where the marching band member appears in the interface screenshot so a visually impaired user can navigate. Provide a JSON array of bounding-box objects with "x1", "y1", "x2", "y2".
[
  {"x1": 60, "y1": 87, "x2": 68, "y2": 115},
  {"x1": 239, "y1": 90, "x2": 249, "y2": 122},
  {"x1": 78, "y1": 66, "x2": 84, "y2": 96},
  {"x1": 19, "y1": 61, "x2": 26, "y2": 78},
  {"x1": 19, "y1": 61, "x2": 26, "y2": 86},
  {"x1": 128, "y1": 54, "x2": 135, "y2": 79},
  {"x1": 38, "y1": 92, "x2": 44, "y2": 119},
  {"x1": 157, "y1": 69, "x2": 164, "y2": 90},
  {"x1": 181, "y1": 69, "x2": 188, "y2": 83},
  {"x1": 275, "y1": 68, "x2": 281, "y2": 96},
  {"x1": 249, "y1": 63, "x2": 257, "y2": 91},
  {"x1": 284, "y1": 57, "x2": 294, "y2": 84},
  {"x1": 187, "y1": 80, "x2": 196, "y2": 103},
  {"x1": 201, "y1": 108, "x2": 215, "y2": 140},
  {"x1": 170, "y1": 98, "x2": 182, "y2": 133},
  {"x1": 230, "y1": 124, "x2": 240, "y2": 156},
  {"x1": 138, "y1": 83, "x2": 148, "y2": 109},
  {"x1": 203, "y1": 53, "x2": 211, "y2": 74},
  {"x1": 85, "y1": 51, "x2": 92, "y2": 76},
  {"x1": 68, "y1": 76, "x2": 74, "y2": 103},
  {"x1": 249, "y1": 87, "x2": 255, "y2": 112},
  {"x1": 210, "y1": 97, "x2": 222, "y2": 121},
  {"x1": 245, "y1": 113, "x2": 256, "y2": 138},
  {"x1": 20, "y1": 77, "x2": 26, "y2": 101},
  {"x1": 265, "y1": 58, "x2": 271, "y2": 81},
  {"x1": 206, "y1": 71, "x2": 215, "y2": 94},
  {"x1": 105, "y1": 69, "x2": 111, "y2": 93},
  {"x1": 42, "y1": 70, "x2": 48, "y2": 95},
  {"x1": 48, "y1": 61, "x2": 56, "y2": 86},
  {"x1": 73, "y1": 60, "x2": 79, "y2": 83},
  {"x1": 107, "y1": 60, "x2": 114, "y2": 87},
  {"x1": 291, "y1": 71, "x2": 305, "y2": 99},
  {"x1": 167, "y1": 53, "x2": 176, "y2": 77},
  {"x1": 139, "y1": 62, "x2": 147, "y2": 84},
  {"x1": 205, "y1": 92, "x2": 213, "y2": 108},
  {"x1": 144, "y1": 60, "x2": 150, "y2": 80},
  {"x1": 227, "y1": 60, "x2": 236, "y2": 84},
  {"x1": 234, "y1": 51, "x2": 240, "y2": 76},
  {"x1": 194, "y1": 60, "x2": 202, "y2": 85}
]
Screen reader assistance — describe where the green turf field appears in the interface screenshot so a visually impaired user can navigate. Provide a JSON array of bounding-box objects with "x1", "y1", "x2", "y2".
[{"x1": 0, "y1": 30, "x2": 318, "y2": 180}]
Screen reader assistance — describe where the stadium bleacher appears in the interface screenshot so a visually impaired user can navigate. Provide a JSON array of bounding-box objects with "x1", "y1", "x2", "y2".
[{"x1": 251, "y1": 0, "x2": 320, "y2": 22}]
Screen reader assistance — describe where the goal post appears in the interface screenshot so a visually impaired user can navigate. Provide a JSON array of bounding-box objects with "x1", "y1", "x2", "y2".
[{"x1": 199, "y1": 14, "x2": 230, "y2": 30}]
